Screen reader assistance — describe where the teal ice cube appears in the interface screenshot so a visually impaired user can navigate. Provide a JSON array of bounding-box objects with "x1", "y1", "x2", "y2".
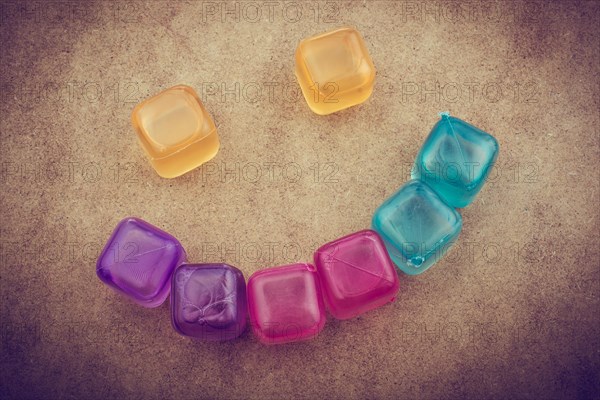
[
  {"x1": 372, "y1": 180, "x2": 462, "y2": 275},
  {"x1": 412, "y1": 113, "x2": 499, "y2": 208}
]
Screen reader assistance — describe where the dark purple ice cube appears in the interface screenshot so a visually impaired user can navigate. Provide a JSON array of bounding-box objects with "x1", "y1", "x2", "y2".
[{"x1": 171, "y1": 263, "x2": 247, "y2": 341}]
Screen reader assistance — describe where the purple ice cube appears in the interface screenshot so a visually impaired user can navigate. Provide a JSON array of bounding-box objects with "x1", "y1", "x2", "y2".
[
  {"x1": 170, "y1": 263, "x2": 247, "y2": 341},
  {"x1": 96, "y1": 217, "x2": 186, "y2": 308}
]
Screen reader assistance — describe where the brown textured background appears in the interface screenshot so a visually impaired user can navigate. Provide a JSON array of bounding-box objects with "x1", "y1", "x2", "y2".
[{"x1": 1, "y1": 1, "x2": 599, "y2": 399}]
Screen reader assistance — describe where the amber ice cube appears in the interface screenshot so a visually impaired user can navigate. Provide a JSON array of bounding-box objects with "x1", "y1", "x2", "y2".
[
  {"x1": 131, "y1": 85, "x2": 219, "y2": 178},
  {"x1": 295, "y1": 27, "x2": 376, "y2": 115}
]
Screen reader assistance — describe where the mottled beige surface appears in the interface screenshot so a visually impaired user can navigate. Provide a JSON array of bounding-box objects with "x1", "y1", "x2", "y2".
[{"x1": 1, "y1": 1, "x2": 599, "y2": 399}]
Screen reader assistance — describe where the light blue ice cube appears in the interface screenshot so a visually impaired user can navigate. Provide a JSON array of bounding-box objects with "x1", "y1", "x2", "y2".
[
  {"x1": 372, "y1": 180, "x2": 462, "y2": 275},
  {"x1": 412, "y1": 113, "x2": 499, "y2": 208}
]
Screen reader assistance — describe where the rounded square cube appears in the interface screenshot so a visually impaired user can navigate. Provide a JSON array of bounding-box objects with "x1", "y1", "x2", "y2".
[
  {"x1": 314, "y1": 230, "x2": 400, "y2": 320},
  {"x1": 372, "y1": 180, "x2": 462, "y2": 275},
  {"x1": 247, "y1": 263, "x2": 326, "y2": 345},
  {"x1": 412, "y1": 113, "x2": 499, "y2": 208},
  {"x1": 96, "y1": 217, "x2": 186, "y2": 307},
  {"x1": 131, "y1": 85, "x2": 219, "y2": 178},
  {"x1": 295, "y1": 26, "x2": 376, "y2": 115},
  {"x1": 170, "y1": 263, "x2": 247, "y2": 341}
]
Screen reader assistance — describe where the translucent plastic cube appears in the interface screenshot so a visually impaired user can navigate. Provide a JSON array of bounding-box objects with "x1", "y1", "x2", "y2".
[
  {"x1": 314, "y1": 230, "x2": 399, "y2": 320},
  {"x1": 247, "y1": 263, "x2": 326, "y2": 345},
  {"x1": 96, "y1": 217, "x2": 186, "y2": 307},
  {"x1": 295, "y1": 26, "x2": 376, "y2": 115},
  {"x1": 372, "y1": 180, "x2": 462, "y2": 275},
  {"x1": 170, "y1": 263, "x2": 247, "y2": 341},
  {"x1": 412, "y1": 113, "x2": 499, "y2": 208},
  {"x1": 131, "y1": 85, "x2": 219, "y2": 178}
]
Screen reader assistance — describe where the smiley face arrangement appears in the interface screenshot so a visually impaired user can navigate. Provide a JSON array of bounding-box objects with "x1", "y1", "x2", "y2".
[{"x1": 97, "y1": 27, "x2": 499, "y2": 344}]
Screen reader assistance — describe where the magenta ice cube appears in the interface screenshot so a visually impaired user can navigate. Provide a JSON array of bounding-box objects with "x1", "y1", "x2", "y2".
[
  {"x1": 247, "y1": 263, "x2": 326, "y2": 345},
  {"x1": 314, "y1": 229, "x2": 400, "y2": 320},
  {"x1": 170, "y1": 263, "x2": 247, "y2": 341},
  {"x1": 96, "y1": 217, "x2": 186, "y2": 308}
]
